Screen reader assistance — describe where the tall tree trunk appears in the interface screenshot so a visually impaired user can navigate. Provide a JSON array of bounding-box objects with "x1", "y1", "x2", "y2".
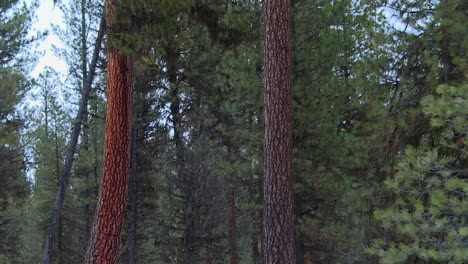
[
  {"x1": 54, "y1": 127, "x2": 62, "y2": 263},
  {"x1": 228, "y1": 184, "x2": 238, "y2": 264},
  {"x1": 81, "y1": 0, "x2": 91, "y2": 245},
  {"x1": 57, "y1": 212, "x2": 62, "y2": 263},
  {"x1": 248, "y1": 182, "x2": 260, "y2": 264},
  {"x1": 84, "y1": 0, "x2": 134, "y2": 262},
  {"x1": 440, "y1": 0, "x2": 457, "y2": 83},
  {"x1": 222, "y1": 137, "x2": 239, "y2": 264},
  {"x1": 183, "y1": 188, "x2": 195, "y2": 264},
  {"x1": 166, "y1": 45, "x2": 195, "y2": 264},
  {"x1": 127, "y1": 68, "x2": 150, "y2": 263},
  {"x1": 263, "y1": 0, "x2": 295, "y2": 263},
  {"x1": 42, "y1": 13, "x2": 105, "y2": 264},
  {"x1": 92, "y1": 95, "x2": 100, "y2": 199}
]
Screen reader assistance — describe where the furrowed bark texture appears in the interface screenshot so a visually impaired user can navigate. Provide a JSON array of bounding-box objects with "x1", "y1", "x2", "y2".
[
  {"x1": 263, "y1": 0, "x2": 295, "y2": 263},
  {"x1": 84, "y1": 1, "x2": 133, "y2": 262},
  {"x1": 42, "y1": 13, "x2": 105, "y2": 264},
  {"x1": 84, "y1": 53, "x2": 133, "y2": 264}
]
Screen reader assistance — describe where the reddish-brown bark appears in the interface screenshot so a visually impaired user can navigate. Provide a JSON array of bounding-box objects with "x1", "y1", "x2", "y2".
[
  {"x1": 84, "y1": 1, "x2": 133, "y2": 263},
  {"x1": 263, "y1": 0, "x2": 295, "y2": 263},
  {"x1": 84, "y1": 53, "x2": 133, "y2": 264}
]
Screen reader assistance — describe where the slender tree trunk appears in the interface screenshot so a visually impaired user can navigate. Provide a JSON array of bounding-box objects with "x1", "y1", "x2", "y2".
[
  {"x1": 263, "y1": 0, "x2": 295, "y2": 263},
  {"x1": 42, "y1": 13, "x2": 106, "y2": 264},
  {"x1": 54, "y1": 128, "x2": 61, "y2": 263},
  {"x1": 248, "y1": 183, "x2": 260, "y2": 264},
  {"x1": 82, "y1": 112, "x2": 92, "y2": 255},
  {"x1": 127, "y1": 69, "x2": 151, "y2": 263},
  {"x1": 228, "y1": 184, "x2": 239, "y2": 264},
  {"x1": 92, "y1": 95, "x2": 100, "y2": 199},
  {"x1": 81, "y1": 0, "x2": 88, "y2": 85},
  {"x1": 166, "y1": 45, "x2": 195, "y2": 264},
  {"x1": 44, "y1": 90, "x2": 49, "y2": 138},
  {"x1": 57, "y1": 212, "x2": 62, "y2": 263},
  {"x1": 440, "y1": 0, "x2": 457, "y2": 83},
  {"x1": 83, "y1": 1, "x2": 133, "y2": 261},
  {"x1": 183, "y1": 189, "x2": 195, "y2": 264},
  {"x1": 81, "y1": 0, "x2": 91, "y2": 241},
  {"x1": 222, "y1": 137, "x2": 239, "y2": 264}
]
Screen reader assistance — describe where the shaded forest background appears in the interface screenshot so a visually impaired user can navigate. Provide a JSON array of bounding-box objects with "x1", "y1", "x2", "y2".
[{"x1": 0, "y1": 0, "x2": 467, "y2": 263}]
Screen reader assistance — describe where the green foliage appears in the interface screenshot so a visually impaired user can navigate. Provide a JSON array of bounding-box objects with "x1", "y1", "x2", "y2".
[
  {"x1": 54, "y1": 0, "x2": 102, "y2": 92},
  {"x1": 110, "y1": 1, "x2": 265, "y2": 262},
  {"x1": 0, "y1": 0, "x2": 37, "y2": 67},
  {"x1": 2, "y1": 0, "x2": 467, "y2": 263},
  {"x1": 0, "y1": 0, "x2": 35, "y2": 262},
  {"x1": 18, "y1": 69, "x2": 70, "y2": 262},
  {"x1": 368, "y1": 83, "x2": 468, "y2": 263},
  {"x1": 291, "y1": 0, "x2": 394, "y2": 261},
  {"x1": 422, "y1": 84, "x2": 468, "y2": 134},
  {"x1": 35, "y1": 1, "x2": 107, "y2": 261}
]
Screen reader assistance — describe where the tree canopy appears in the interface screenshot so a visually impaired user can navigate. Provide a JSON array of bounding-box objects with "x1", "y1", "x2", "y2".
[{"x1": 1, "y1": 0, "x2": 467, "y2": 263}]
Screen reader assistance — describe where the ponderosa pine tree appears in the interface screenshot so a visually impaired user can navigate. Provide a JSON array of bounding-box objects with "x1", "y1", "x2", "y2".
[
  {"x1": 5, "y1": 0, "x2": 467, "y2": 263},
  {"x1": 263, "y1": 0, "x2": 295, "y2": 263},
  {"x1": 114, "y1": 1, "x2": 263, "y2": 262},
  {"x1": 84, "y1": 0, "x2": 133, "y2": 262}
]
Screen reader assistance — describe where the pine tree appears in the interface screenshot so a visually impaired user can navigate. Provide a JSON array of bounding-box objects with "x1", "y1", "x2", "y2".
[
  {"x1": 0, "y1": 0, "x2": 35, "y2": 261},
  {"x1": 115, "y1": 1, "x2": 263, "y2": 262},
  {"x1": 84, "y1": 0, "x2": 134, "y2": 262},
  {"x1": 368, "y1": 82, "x2": 468, "y2": 263},
  {"x1": 263, "y1": 0, "x2": 295, "y2": 263},
  {"x1": 6, "y1": 1, "x2": 467, "y2": 263},
  {"x1": 19, "y1": 68, "x2": 69, "y2": 262},
  {"x1": 290, "y1": 0, "x2": 396, "y2": 261},
  {"x1": 366, "y1": 1, "x2": 468, "y2": 262},
  {"x1": 41, "y1": 0, "x2": 106, "y2": 261}
]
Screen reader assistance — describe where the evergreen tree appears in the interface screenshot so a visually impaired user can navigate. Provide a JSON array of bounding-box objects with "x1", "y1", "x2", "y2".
[
  {"x1": 19, "y1": 68, "x2": 69, "y2": 262},
  {"x1": 263, "y1": 0, "x2": 295, "y2": 263},
  {"x1": 84, "y1": 0, "x2": 134, "y2": 261},
  {"x1": 291, "y1": 0, "x2": 392, "y2": 261},
  {"x1": 2, "y1": 0, "x2": 466, "y2": 263},
  {"x1": 368, "y1": 83, "x2": 468, "y2": 263},
  {"x1": 41, "y1": 0, "x2": 106, "y2": 261},
  {"x1": 116, "y1": 1, "x2": 263, "y2": 262},
  {"x1": 0, "y1": 0, "x2": 35, "y2": 262}
]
